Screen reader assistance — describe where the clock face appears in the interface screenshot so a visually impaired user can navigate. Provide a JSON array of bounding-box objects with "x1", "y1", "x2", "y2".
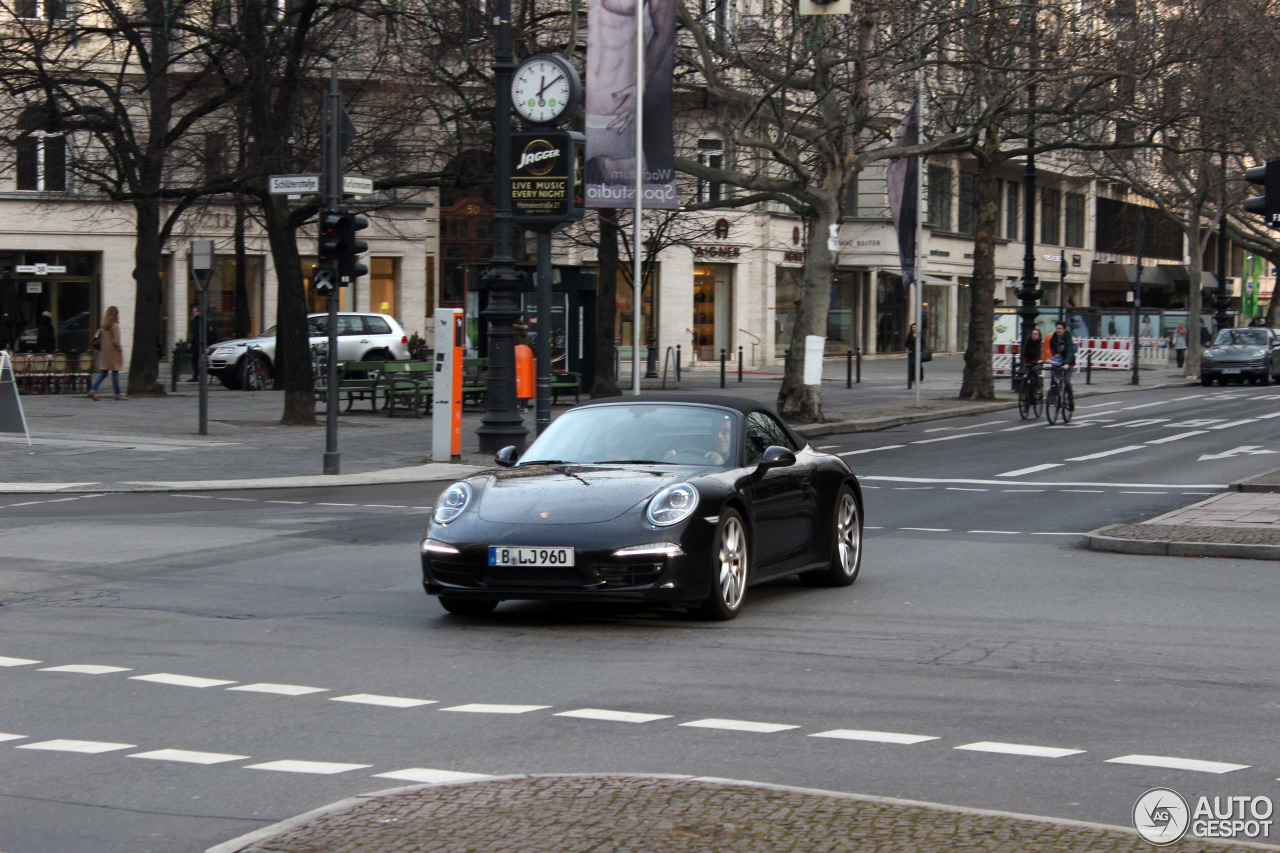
[{"x1": 512, "y1": 56, "x2": 576, "y2": 126}]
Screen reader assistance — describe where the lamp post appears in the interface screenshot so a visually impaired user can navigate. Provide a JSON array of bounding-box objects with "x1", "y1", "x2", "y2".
[
  {"x1": 1215, "y1": 207, "x2": 1231, "y2": 335},
  {"x1": 1130, "y1": 210, "x2": 1143, "y2": 386},
  {"x1": 475, "y1": 0, "x2": 530, "y2": 454},
  {"x1": 1016, "y1": 0, "x2": 1041, "y2": 361}
]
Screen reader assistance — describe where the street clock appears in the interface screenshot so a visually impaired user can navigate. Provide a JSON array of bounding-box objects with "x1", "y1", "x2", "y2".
[{"x1": 511, "y1": 54, "x2": 581, "y2": 127}]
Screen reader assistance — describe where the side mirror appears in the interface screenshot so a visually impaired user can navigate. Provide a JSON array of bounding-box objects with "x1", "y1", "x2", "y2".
[
  {"x1": 758, "y1": 445, "x2": 796, "y2": 470},
  {"x1": 495, "y1": 446, "x2": 520, "y2": 468}
]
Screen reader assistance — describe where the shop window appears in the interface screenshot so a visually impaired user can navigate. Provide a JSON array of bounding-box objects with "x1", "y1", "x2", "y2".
[
  {"x1": 15, "y1": 0, "x2": 67, "y2": 19},
  {"x1": 1005, "y1": 181, "x2": 1019, "y2": 240},
  {"x1": 696, "y1": 137, "x2": 724, "y2": 205},
  {"x1": 15, "y1": 104, "x2": 66, "y2": 192},
  {"x1": 1040, "y1": 187, "x2": 1061, "y2": 246},
  {"x1": 957, "y1": 172, "x2": 977, "y2": 236},
  {"x1": 926, "y1": 165, "x2": 951, "y2": 230},
  {"x1": 369, "y1": 257, "x2": 398, "y2": 317},
  {"x1": 1064, "y1": 192, "x2": 1085, "y2": 248},
  {"x1": 191, "y1": 255, "x2": 265, "y2": 342}
]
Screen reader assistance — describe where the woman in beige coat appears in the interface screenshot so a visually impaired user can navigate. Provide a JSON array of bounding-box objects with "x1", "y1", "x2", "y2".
[{"x1": 88, "y1": 305, "x2": 127, "y2": 400}]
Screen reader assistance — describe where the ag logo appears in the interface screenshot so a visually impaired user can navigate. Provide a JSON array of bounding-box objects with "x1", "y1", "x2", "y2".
[
  {"x1": 516, "y1": 139, "x2": 558, "y2": 176},
  {"x1": 1134, "y1": 788, "x2": 1190, "y2": 845}
]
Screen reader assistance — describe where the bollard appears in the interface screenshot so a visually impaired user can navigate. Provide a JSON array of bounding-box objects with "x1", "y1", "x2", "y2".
[
  {"x1": 1086, "y1": 350, "x2": 1093, "y2": 385},
  {"x1": 720, "y1": 348, "x2": 726, "y2": 388},
  {"x1": 675, "y1": 344, "x2": 681, "y2": 383},
  {"x1": 846, "y1": 349, "x2": 852, "y2": 389},
  {"x1": 171, "y1": 345, "x2": 180, "y2": 392},
  {"x1": 856, "y1": 347, "x2": 862, "y2": 384},
  {"x1": 738, "y1": 346, "x2": 743, "y2": 382}
]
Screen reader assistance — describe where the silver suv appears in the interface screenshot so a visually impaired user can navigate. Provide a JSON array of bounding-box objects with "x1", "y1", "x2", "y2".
[{"x1": 205, "y1": 312, "x2": 412, "y2": 389}]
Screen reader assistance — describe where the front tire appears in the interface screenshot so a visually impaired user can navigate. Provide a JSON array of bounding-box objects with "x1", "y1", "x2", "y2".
[
  {"x1": 801, "y1": 485, "x2": 862, "y2": 587},
  {"x1": 695, "y1": 509, "x2": 748, "y2": 621},
  {"x1": 1046, "y1": 386, "x2": 1060, "y2": 425},
  {"x1": 438, "y1": 596, "x2": 499, "y2": 616},
  {"x1": 1017, "y1": 382, "x2": 1031, "y2": 419}
]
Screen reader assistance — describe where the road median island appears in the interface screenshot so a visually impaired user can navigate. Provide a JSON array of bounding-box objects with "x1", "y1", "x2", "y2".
[{"x1": 209, "y1": 774, "x2": 1273, "y2": 853}]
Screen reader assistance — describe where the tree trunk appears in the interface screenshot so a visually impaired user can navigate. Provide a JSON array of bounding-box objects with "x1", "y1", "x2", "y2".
[
  {"x1": 591, "y1": 208, "x2": 621, "y2": 397},
  {"x1": 264, "y1": 195, "x2": 315, "y2": 425},
  {"x1": 127, "y1": 196, "x2": 166, "y2": 394},
  {"x1": 778, "y1": 199, "x2": 838, "y2": 423},
  {"x1": 959, "y1": 149, "x2": 1002, "y2": 400}
]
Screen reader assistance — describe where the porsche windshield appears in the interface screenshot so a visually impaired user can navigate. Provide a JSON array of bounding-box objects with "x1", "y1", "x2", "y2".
[
  {"x1": 521, "y1": 404, "x2": 736, "y2": 466},
  {"x1": 1213, "y1": 329, "x2": 1269, "y2": 347}
]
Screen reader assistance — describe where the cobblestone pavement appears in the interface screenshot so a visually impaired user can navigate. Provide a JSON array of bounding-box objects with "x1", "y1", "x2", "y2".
[{"x1": 210, "y1": 775, "x2": 1277, "y2": 853}]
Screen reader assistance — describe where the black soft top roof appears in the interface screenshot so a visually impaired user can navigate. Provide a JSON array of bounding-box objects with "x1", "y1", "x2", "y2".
[{"x1": 575, "y1": 393, "x2": 806, "y2": 447}]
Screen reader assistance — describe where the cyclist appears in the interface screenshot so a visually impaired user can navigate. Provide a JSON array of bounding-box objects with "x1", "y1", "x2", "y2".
[
  {"x1": 1047, "y1": 320, "x2": 1076, "y2": 411},
  {"x1": 1021, "y1": 327, "x2": 1045, "y2": 401}
]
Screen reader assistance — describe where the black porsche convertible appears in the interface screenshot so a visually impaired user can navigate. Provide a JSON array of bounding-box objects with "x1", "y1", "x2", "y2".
[{"x1": 420, "y1": 394, "x2": 864, "y2": 620}]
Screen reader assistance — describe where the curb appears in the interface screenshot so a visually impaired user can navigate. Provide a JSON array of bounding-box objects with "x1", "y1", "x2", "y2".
[
  {"x1": 0, "y1": 463, "x2": 489, "y2": 495},
  {"x1": 1084, "y1": 529, "x2": 1280, "y2": 560},
  {"x1": 207, "y1": 772, "x2": 1246, "y2": 853}
]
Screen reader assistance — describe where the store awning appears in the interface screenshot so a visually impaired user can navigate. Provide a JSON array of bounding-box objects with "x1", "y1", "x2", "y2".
[
  {"x1": 1161, "y1": 265, "x2": 1223, "y2": 293},
  {"x1": 1089, "y1": 262, "x2": 1173, "y2": 291}
]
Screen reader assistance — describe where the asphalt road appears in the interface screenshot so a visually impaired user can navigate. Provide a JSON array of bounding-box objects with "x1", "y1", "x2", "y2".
[{"x1": 2, "y1": 383, "x2": 1280, "y2": 853}]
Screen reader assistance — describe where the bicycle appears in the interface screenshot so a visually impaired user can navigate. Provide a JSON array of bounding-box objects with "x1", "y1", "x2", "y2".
[
  {"x1": 239, "y1": 345, "x2": 272, "y2": 391},
  {"x1": 1017, "y1": 362, "x2": 1043, "y2": 420},
  {"x1": 1044, "y1": 359, "x2": 1073, "y2": 425}
]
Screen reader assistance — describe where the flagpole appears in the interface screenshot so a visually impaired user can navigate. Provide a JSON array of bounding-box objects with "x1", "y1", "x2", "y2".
[
  {"x1": 632, "y1": 0, "x2": 644, "y2": 395},
  {"x1": 913, "y1": 67, "x2": 925, "y2": 408}
]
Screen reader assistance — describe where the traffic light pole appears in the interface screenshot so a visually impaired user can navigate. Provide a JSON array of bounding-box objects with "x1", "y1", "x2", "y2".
[
  {"x1": 1016, "y1": 3, "x2": 1040, "y2": 371},
  {"x1": 322, "y1": 54, "x2": 342, "y2": 475}
]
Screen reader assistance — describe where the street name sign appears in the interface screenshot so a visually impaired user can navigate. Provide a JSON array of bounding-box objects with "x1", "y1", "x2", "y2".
[{"x1": 269, "y1": 174, "x2": 320, "y2": 195}]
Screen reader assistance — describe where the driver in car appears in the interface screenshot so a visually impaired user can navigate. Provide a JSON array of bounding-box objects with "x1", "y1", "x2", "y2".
[{"x1": 664, "y1": 415, "x2": 733, "y2": 465}]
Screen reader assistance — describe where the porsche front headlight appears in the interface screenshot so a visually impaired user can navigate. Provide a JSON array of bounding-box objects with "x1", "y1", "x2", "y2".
[
  {"x1": 646, "y1": 483, "x2": 699, "y2": 527},
  {"x1": 433, "y1": 482, "x2": 473, "y2": 524}
]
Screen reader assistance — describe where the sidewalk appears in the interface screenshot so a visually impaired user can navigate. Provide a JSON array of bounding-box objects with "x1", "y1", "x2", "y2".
[{"x1": 206, "y1": 773, "x2": 1278, "y2": 853}]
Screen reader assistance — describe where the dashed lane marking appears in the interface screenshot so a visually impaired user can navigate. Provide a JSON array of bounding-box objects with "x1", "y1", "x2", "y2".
[
  {"x1": 680, "y1": 719, "x2": 799, "y2": 734},
  {"x1": 996, "y1": 463, "x2": 1064, "y2": 477},
  {"x1": 967, "y1": 530, "x2": 1019, "y2": 535},
  {"x1": 317, "y1": 502, "x2": 356, "y2": 507},
  {"x1": 0, "y1": 656, "x2": 40, "y2": 667},
  {"x1": 837, "y1": 445, "x2": 903, "y2": 456},
  {"x1": 129, "y1": 749, "x2": 248, "y2": 765},
  {"x1": 17, "y1": 739, "x2": 135, "y2": 754},
  {"x1": 1065, "y1": 445, "x2": 1144, "y2": 461},
  {"x1": 1120, "y1": 401, "x2": 1166, "y2": 411},
  {"x1": 554, "y1": 709, "x2": 672, "y2": 724},
  {"x1": 39, "y1": 664, "x2": 130, "y2": 675},
  {"x1": 1106, "y1": 754, "x2": 1248, "y2": 774},
  {"x1": 329, "y1": 694, "x2": 436, "y2": 709},
  {"x1": 374, "y1": 768, "x2": 494, "y2": 784},
  {"x1": 912, "y1": 432, "x2": 992, "y2": 444},
  {"x1": 956, "y1": 741, "x2": 1084, "y2": 759},
  {"x1": 442, "y1": 704, "x2": 553, "y2": 714},
  {"x1": 1000, "y1": 423, "x2": 1043, "y2": 432},
  {"x1": 1122, "y1": 491, "x2": 1166, "y2": 495},
  {"x1": 901, "y1": 527, "x2": 950, "y2": 532},
  {"x1": 1147, "y1": 431, "x2": 1209, "y2": 444},
  {"x1": 946, "y1": 487, "x2": 988, "y2": 492},
  {"x1": 1002, "y1": 489, "x2": 1044, "y2": 493},
  {"x1": 810, "y1": 729, "x2": 938, "y2": 745},
  {"x1": 0, "y1": 733, "x2": 26, "y2": 743},
  {"x1": 246, "y1": 760, "x2": 372, "y2": 775},
  {"x1": 265, "y1": 500, "x2": 306, "y2": 505},
  {"x1": 130, "y1": 673, "x2": 237, "y2": 688},
  {"x1": 1062, "y1": 489, "x2": 1104, "y2": 493},
  {"x1": 228, "y1": 683, "x2": 328, "y2": 696},
  {"x1": 1209, "y1": 419, "x2": 1259, "y2": 429}
]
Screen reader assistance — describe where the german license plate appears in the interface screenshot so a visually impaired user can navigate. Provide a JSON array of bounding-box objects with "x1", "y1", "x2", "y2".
[
  {"x1": 489, "y1": 546, "x2": 575, "y2": 567},
  {"x1": 1221, "y1": 368, "x2": 1242, "y2": 374}
]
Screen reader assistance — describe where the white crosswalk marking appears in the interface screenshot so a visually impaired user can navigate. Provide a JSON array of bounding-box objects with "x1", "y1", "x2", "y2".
[
  {"x1": 555, "y1": 709, "x2": 672, "y2": 724},
  {"x1": 680, "y1": 718, "x2": 798, "y2": 734},
  {"x1": 227, "y1": 683, "x2": 328, "y2": 696},
  {"x1": 329, "y1": 694, "x2": 435, "y2": 708},
  {"x1": 0, "y1": 656, "x2": 40, "y2": 667},
  {"x1": 810, "y1": 729, "x2": 937, "y2": 745},
  {"x1": 246, "y1": 760, "x2": 371, "y2": 775},
  {"x1": 956, "y1": 741, "x2": 1083, "y2": 758},
  {"x1": 130, "y1": 749, "x2": 248, "y2": 765},
  {"x1": 442, "y1": 704, "x2": 551, "y2": 714},
  {"x1": 374, "y1": 768, "x2": 494, "y2": 784},
  {"x1": 130, "y1": 673, "x2": 237, "y2": 688},
  {"x1": 1106, "y1": 754, "x2": 1247, "y2": 774},
  {"x1": 17, "y1": 739, "x2": 135, "y2": 754},
  {"x1": 39, "y1": 664, "x2": 130, "y2": 675}
]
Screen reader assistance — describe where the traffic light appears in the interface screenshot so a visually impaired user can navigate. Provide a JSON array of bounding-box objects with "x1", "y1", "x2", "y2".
[
  {"x1": 316, "y1": 210, "x2": 343, "y2": 294},
  {"x1": 337, "y1": 212, "x2": 368, "y2": 284},
  {"x1": 1243, "y1": 159, "x2": 1280, "y2": 227}
]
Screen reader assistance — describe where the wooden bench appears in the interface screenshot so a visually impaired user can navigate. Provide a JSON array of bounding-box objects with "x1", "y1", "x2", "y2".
[
  {"x1": 381, "y1": 361, "x2": 435, "y2": 418},
  {"x1": 461, "y1": 357, "x2": 487, "y2": 406},
  {"x1": 314, "y1": 361, "x2": 386, "y2": 412}
]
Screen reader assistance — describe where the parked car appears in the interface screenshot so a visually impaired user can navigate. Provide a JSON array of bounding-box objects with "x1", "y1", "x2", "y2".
[
  {"x1": 419, "y1": 394, "x2": 864, "y2": 620},
  {"x1": 1200, "y1": 327, "x2": 1280, "y2": 386},
  {"x1": 205, "y1": 312, "x2": 411, "y2": 389}
]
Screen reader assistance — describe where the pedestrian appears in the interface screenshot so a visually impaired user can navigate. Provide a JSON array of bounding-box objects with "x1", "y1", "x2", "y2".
[
  {"x1": 906, "y1": 322, "x2": 922, "y2": 388},
  {"x1": 188, "y1": 303, "x2": 206, "y2": 381},
  {"x1": 1200, "y1": 323, "x2": 1212, "y2": 347},
  {"x1": 35, "y1": 310, "x2": 55, "y2": 353},
  {"x1": 88, "y1": 305, "x2": 126, "y2": 401},
  {"x1": 1140, "y1": 314, "x2": 1153, "y2": 339},
  {"x1": 1173, "y1": 321, "x2": 1188, "y2": 368},
  {"x1": 1048, "y1": 320, "x2": 1075, "y2": 410}
]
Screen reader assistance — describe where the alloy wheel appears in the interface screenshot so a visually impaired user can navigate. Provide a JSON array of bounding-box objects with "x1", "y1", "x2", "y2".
[{"x1": 717, "y1": 516, "x2": 747, "y2": 611}]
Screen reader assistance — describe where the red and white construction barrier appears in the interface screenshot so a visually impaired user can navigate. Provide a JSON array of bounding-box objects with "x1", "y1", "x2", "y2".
[{"x1": 993, "y1": 337, "x2": 1165, "y2": 374}]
